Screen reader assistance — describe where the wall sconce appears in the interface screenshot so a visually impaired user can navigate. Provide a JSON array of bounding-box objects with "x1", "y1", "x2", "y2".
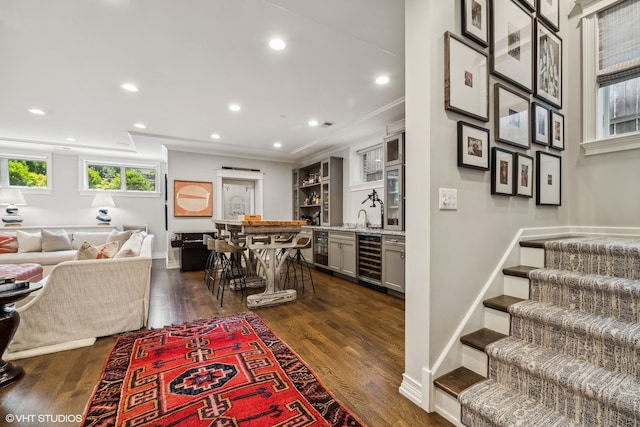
[
  {"x1": 91, "y1": 192, "x2": 116, "y2": 225},
  {"x1": 0, "y1": 188, "x2": 27, "y2": 227}
]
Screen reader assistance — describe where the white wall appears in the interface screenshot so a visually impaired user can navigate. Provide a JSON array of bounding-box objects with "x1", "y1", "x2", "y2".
[{"x1": 14, "y1": 152, "x2": 167, "y2": 256}]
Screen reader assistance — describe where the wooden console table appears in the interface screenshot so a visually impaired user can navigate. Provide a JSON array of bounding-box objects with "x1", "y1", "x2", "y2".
[{"x1": 213, "y1": 220, "x2": 305, "y2": 308}]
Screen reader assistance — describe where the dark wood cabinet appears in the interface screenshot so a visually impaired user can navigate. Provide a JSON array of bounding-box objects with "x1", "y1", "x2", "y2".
[{"x1": 178, "y1": 232, "x2": 213, "y2": 271}]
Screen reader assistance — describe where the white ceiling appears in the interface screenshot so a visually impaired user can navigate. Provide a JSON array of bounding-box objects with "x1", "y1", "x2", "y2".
[{"x1": 0, "y1": 0, "x2": 405, "y2": 163}]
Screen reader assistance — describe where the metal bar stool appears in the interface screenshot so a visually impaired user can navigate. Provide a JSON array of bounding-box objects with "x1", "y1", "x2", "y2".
[
  {"x1": 213, "y1": 239, "x2": 248, "y2": 306},
  {"x1": 204, "y1": 235, "x2": 218, "y2": 289},
  {"x1": 283, "y1": 237, "x2": 315, "y2": 292}
]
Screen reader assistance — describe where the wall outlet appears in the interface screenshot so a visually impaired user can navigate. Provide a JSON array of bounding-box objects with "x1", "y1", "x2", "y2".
[{"x1": 439, "y1": 188, "x2": 457, "y2": 210}]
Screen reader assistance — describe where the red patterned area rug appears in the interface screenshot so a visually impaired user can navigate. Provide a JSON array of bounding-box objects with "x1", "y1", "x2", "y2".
[{"x1": 81, "y1": 312, "x2": 365, "y2": 427}]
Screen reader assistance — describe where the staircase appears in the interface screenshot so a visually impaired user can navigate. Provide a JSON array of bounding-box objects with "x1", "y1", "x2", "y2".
[{"x1": 434, "y1": 236, "x2": 640, "y2": 426}]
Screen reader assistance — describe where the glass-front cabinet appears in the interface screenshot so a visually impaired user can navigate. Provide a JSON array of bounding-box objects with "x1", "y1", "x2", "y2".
[
  {"x1": 292, "y1": 156, "x2": 343, "y2": 227},
  {"x1": 384, "y1": 132, "x2": 404, "y2": 166},
  {"x1": 384, "y1": 166, "x2": 403, "y2": 230}
]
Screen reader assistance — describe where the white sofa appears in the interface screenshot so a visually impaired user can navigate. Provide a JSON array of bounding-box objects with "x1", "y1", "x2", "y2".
[{"x1": 2, "y1": 230, "x2": 153, "y2": 360}]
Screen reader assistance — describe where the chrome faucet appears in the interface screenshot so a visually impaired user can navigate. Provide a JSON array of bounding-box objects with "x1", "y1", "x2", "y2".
[{"x1": 357, "y1": 209, "x2": 369, "y2": 228}]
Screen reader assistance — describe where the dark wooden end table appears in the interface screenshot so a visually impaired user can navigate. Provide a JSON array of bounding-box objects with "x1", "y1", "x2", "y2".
[{"x1": 0, "y1": 282, "x2": 43, "y2": 388}]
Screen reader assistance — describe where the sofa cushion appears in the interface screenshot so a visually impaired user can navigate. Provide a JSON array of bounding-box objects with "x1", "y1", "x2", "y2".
[
  {"x1": 0, "y1": 234, "x2": 18, "y2": 254},
  {"x1": 75, "y1": 241, "x2": 120, "y2": 260},
  {"x1": 106, "y1": 229, "x2": 133, "y2": 247},
  {"x1": 17, "y1": 231, "x2": 42, "y2": 253},
  {"x1": 0, "y1": 250, "x2": 76, "y2": 265},
  {"x1": 41, "y1": 229, "x2": 72, "y2": 252},
  {"x1": 114, "y1": 232, "x2": 144, "y2": 258},
  {"x1": 71, "y1": 231, "x2": 110, "y2": 250}
]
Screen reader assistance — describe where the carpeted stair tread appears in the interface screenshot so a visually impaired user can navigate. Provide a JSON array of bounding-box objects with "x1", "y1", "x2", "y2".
[
  {"x1": 545, "y1": 236, "x2": 640, "y2": 279},
  {"x1": 461, "y1": 328, "x2": 508, "y2": 352},
  {"x1": 459, "y1": 378, "x2": 580, "y2": 427},
  {"x1": 503, "y1": 265, "x2": 537, "y2": 278},
  {"x1": 434, "y1": 366, "x2": 485, "y2": 398},
  {"x1": 486, "y1": 336, "x2": 640, "y2": 421},
  {"x1": 509, "y1": 299, "x2": 640, "y2": 377},
  {"x1": 529, "y1": 268, "x2": 640, "y2": 322},
  {"x1": 484, "y1": 294, "x2": 526, "y2": 313}
]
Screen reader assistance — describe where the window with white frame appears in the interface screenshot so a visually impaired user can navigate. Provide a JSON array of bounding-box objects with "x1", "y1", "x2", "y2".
[
  {"x1": 0, "y1": 154, "x2": 50, "y2": 189},
  {"x1": 581, "y1": 0, "x2": 640, "y2": 153},
  {"x1": 358, "y1": 144, "x2": 383, "y2": 183},
  {"x1": 83, "y1": 160, "x2": 159, "y2": 193}
]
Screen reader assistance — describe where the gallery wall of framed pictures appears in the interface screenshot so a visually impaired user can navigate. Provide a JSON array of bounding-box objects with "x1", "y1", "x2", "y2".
[{"x1": 450, "y1": 0, "x2": 563, "y2": 206}]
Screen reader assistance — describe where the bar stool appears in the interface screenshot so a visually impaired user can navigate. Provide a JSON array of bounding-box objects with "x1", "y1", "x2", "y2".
[
  {"x1": 213, "y1": 239, "x2": 248, "y2": 306},
  {"x1": 204, "y1": 236, "x2": 218, "y2": 289},
  {"x1": 283, "y1": 237, "x2": 315, "y2": 292},
  {"x1": 202, "y1": 234, "x2": 215, "y2": 284}
]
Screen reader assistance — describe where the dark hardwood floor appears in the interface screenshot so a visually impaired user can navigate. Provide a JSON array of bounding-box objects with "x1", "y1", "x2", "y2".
[{"x1": 0, "y1": 259, "x2": 451, "y2": 427}]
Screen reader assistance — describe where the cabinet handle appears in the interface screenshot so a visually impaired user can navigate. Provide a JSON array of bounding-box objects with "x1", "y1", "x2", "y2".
[{"x1": 400, "y1": 251, "x2": 405, "y2": 259}]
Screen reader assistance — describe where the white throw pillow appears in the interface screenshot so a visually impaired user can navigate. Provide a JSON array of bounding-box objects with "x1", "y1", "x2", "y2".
[
  {"x1": 17, "y1": 230, "x2": 42, "y2": 253},
  {"x1": 41, "y1": 229, "x2": 72, "y2": 252},
  {"x1": 106, "y1": 229, "x2": 133, "y2": 247},
  {"x1": 114, "y1": 232, "x2": 144, "y2": 258},
  {"x1": 71, "y1": 231, "x2": 110, "y2": 250}
]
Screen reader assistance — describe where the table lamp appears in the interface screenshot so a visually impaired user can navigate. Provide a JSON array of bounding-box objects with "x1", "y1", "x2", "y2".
[
  {"x1": 91, "y1": 192, "x2": 116, "y2": 225},
  {"x1": 0, "y1": 188, "x2": 27, "y2": 226}
]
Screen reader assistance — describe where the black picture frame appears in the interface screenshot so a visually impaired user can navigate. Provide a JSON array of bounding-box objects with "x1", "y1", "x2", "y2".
[
  {"x1": 495, "y1": 83, "x2": 531, "y2": 149},
  {"x1": 550, "y1": 110, "x2": 564, "y2": 150},
  {"x1": 445, "y1": 31, "x2": 490, "y2": 121},
  {"x1": 458, "y1": 121, "x2": 490, "y2": 170},
  {"x1": 518, "y1": 0, "x2": 536, "y2": 11},
  {"x1": 491, "y1": 0, "x2": 534, "y2": 93},
  {"x1": 532, "y1": 101, "x2": 550, "y2": 146},
  {"x1": 514, "y1": 152, "x2": 534, "y2": 197},
  {"x1": 536, "y1": 150, "x2": 561, "y2": 206},
  {"x1": 535, "y1": 19, "x2": 562, "y2": 108},
  {"x1": 537, "y1": 0, "x2": 560, "y2": 32},
  {"x1": 462, "y1": 0, "x2": 489, "y2": 47},
  {"x1": 491, "y1": 147, "x2": 515, "y2": 196}
]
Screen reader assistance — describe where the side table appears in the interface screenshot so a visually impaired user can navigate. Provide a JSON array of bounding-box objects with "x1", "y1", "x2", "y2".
[{"x1": 0, "y1": 282, "x2": 43, "y2": 388}]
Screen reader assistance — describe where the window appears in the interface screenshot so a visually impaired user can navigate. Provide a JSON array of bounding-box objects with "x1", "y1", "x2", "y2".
[
  {"x1": 0, "y1": 155, "x2": 50, "y2": 189},
  {"x1": 581, "y1": 0, "x2": 640, "y2": 154},
  {"x1": 359, "y1": 145, "x2": 383, "y2": 183},
  {"x1": 84, "y1": 160, "x2": 159, "y2": 193}
]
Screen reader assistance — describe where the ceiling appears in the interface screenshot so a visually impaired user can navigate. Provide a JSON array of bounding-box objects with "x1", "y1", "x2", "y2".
[{"x1": 0, "y1": 0, "x2": 405, "y2": 163}]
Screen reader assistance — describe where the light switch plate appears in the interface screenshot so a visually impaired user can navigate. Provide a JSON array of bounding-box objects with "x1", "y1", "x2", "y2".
[{"x1": 439, "y1": 188, "x2": 457, "y2": 210}]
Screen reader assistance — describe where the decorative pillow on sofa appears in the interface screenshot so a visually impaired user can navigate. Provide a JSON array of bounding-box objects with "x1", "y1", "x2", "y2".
[
  {"x1": 0, "y1": 233, "x2": 18, "y2": 254},
  {"x1": 41, "y1": 229, "x2": 72, "y2": 252},
  {"x1": 71, "y1": 231, "x2": 110, "y2": 250},
  {"x1": 114, "y1": 232, "x2": 144, "y2": 258},
  {"x1": 106, "y1": 229, "x2": 133, "y2": 247},
  {"x1": 74, "y1": 241, "x2": 120, "y2": 260},
  {"x1": 17, "y1": 230, "x2": 42, "y2": 253}
]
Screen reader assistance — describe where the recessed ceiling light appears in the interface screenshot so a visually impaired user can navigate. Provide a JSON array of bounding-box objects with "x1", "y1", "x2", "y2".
[
  {"x1": 28, "y1": 108, "x2": 45, "y2": 115},
  {"x1": 121, "y1": 83, "x2": 139, "y2": 92},
  {"x1": 66, "y1": 137, "x2": 77, "y2": 142},
  {"x1": 308, "y1": 119, "x2": 318, "y2": 127},
  {"x1": 211, "y1": 133, "x2": 221, "y2": 140},
  {"x1": 269, "y1": 38, "x2": 286, "y2": 51},
  {"x1": 375, "y1": 75, "x2": 390, "y2": 85},
  {"x1": 229, "y1": 104, "x2": 241, "y2": 112},
  {"x1": 133, "y1": 123, "x2": 146, "y2": 129},
  {"x1": 273, "y1": 142, "x2": 282, "y2": 148}
]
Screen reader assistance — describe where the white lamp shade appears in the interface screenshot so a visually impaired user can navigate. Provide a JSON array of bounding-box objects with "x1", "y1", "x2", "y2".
[
  {"x1": 0, "y1": 188, "x2": 27, "y2": 206},
  {"x1": 91, "y1": 192, "x2": 116, "y2": 208}
]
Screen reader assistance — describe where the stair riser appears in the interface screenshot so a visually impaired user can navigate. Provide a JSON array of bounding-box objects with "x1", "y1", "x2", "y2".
[
  {"x1": 488, "y1": 359, "x2": 639, "y2": 426},
  {"x1": 434, "y1": 389, "x2": 464, "y2": 427},
  {"x1": 546, "y1": 247, "x2": 640, "y2": 280},
  {"x1": 503, "y1": 275, "x2": 530, "y2": 299},
  {"x1": 520, "y1": 246, "x2": 545, "y2": 268},
  {"x1": 511, "y1": 316, "x2": 639, "y2": 379},
  {"x1": 483, "y1": 308, "x2": 510, "y2": 335},
  {"x1": 462, "y1": 345, "x2": 488, "y2": 377}
]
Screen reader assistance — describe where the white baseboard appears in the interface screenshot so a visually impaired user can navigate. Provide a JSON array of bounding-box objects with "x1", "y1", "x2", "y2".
[
  {"x1": 399, "y1": 373, "x2": 423, "y2": 406},
  {"x1": 4, "y1": 337, "x2": 97, "y2": 360}
]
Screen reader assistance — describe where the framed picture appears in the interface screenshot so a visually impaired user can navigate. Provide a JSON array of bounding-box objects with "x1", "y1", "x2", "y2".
[
  {"x1": 535, "y1": 20, "x2": 562, "y2": 108},
  {"x1": 491, "y1": 147, "x2": 515, "y2": 196},
  {"x1": 444, "y1": 31, "x2": 489, "y2": 122},
  {"x1": 532, "y1": 102, "x2": 550, "y2": 145},
  {"x1": 550, "y1": 110, "x2": 564, "y2": 150},
  {"x1": 174, "y1": 180, "x2": 213, "y2": 217},
  {"x1": 491, "y1": 0, "x2": 534, "y2": 93},
  {"x1": 514, "y1": 152, "x2": 534, "y2": 197},
  {"x1": 536, "y1": 151, "x2": 561, "y2": 205},
  {"x1": 462, "y1": 0, "x2": 489, "y2": 47},
  {"x1": 458, "y1": 121, "x2": 490, "y2": 170},
  {"x1": 495, "y1": 83, "x2": 530, "y2": 149},
  {"x1": 538, "y1": 0, "x2": 560, "y2": 32},
  {"x1": 518, "y1": 0, "x2": 536, "y2": 11}
]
